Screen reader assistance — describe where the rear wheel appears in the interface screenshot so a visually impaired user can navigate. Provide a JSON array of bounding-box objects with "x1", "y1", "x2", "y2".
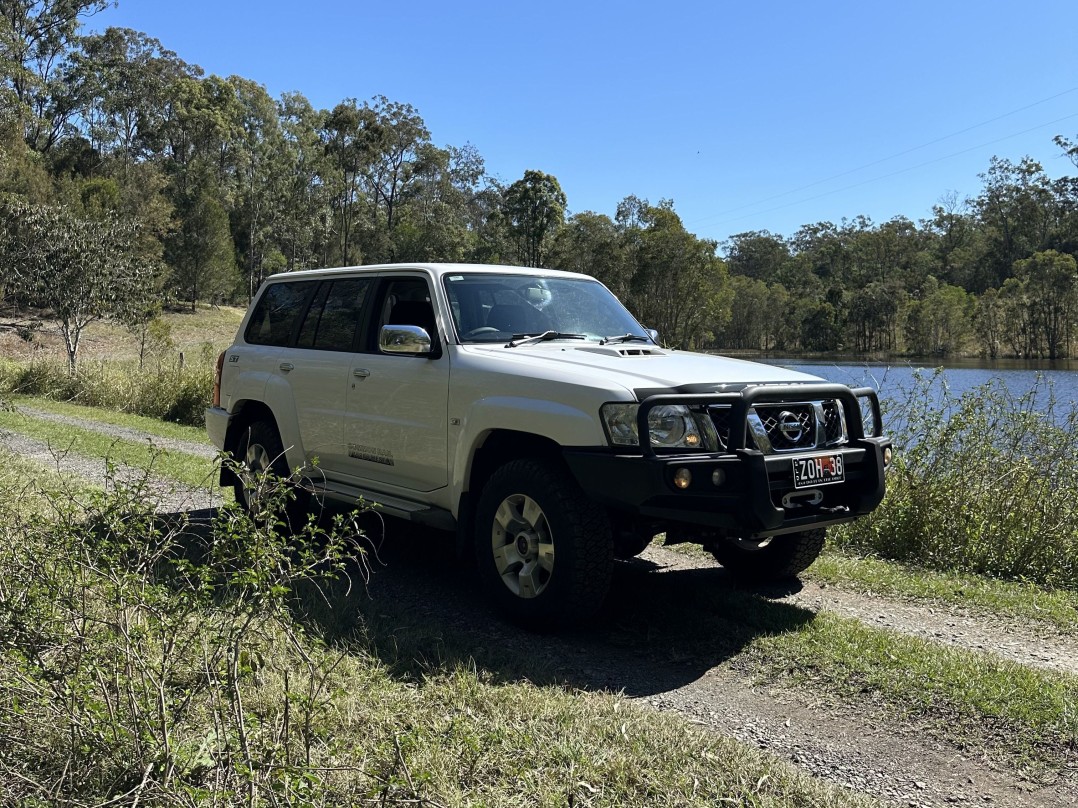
[
  {"x1": 474, "y1": 458, "x2": 613, "y2": 627},
  {"x1": 231, "y1": 419, "x2": 309, "y2": 529},
  {"x1": 709, "y1": 528, "x2": 826, "y2": 581}
]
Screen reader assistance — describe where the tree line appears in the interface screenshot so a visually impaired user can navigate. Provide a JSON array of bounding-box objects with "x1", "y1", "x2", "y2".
[{"x1": 2, "y1": 1, "x2": 1078, "y2": 367}]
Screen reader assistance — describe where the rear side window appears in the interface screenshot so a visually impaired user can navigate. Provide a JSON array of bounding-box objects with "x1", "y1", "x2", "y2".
[
  {"x1": 296, "y1": 278, "x2": 373, "y2": 351},
  {"x1": 245, "y1": 281, "x2": 316, "y2": 346}
]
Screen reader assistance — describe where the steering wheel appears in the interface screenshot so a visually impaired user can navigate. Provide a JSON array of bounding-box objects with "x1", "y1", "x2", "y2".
[{"x1": 464, "y1": 326, "x2": 501, "y2": 338}]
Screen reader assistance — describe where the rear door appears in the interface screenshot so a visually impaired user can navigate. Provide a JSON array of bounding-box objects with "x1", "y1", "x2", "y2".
[{"x1": 288, "y1": 277, "x2": 375, "y2": 474}]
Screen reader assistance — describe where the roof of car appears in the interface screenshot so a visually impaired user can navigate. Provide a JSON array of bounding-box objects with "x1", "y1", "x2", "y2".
[{"x1": 265, "y1": 262, "x2": 596, "y2": 283}]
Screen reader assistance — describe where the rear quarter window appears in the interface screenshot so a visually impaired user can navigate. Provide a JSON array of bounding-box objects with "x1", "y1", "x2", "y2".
[
  {"x1": 245, "y1": 281, "x2": 317, "y2": 346},
  {"x1": 296, "y1": 278, "x2": 373, "y2": 351}
]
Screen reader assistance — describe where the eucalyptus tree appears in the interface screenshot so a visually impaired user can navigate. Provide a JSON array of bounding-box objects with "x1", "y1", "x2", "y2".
[
  {"x1": 923, "y1": 192, "x2": 983, "y2": 289},
  {"x1": 154, "y1": 73, "x2": 245, "y2": 305},
  {"x1": 723, "y1": 230, "x2": 790, "y2": 282},
  {"x1": 502, "y1": 169, "x2": 565, "y2": 268},
  {"x1": 618, "y1": 200, "x2": 728, "y2": 349},
  {"x1": 974, "y1": 156, "x2": 1059, "y2": 290},
  {"x1": 393, "y1": 142, "x2": 484, "y2": 263},
  {"x1": 277, "y1": 91, "x2": 327, "y2": 270},
  {"x1": 718, "y1": 274, "x2": 771, "y2": 349},
  {"x1": 228, "y1": 75, "x2": 289, "y2": 297},
  {"x1": 165, "y1": 175, "x2": 237, "y2": 310},
  {"x1": 547, "y1": 210, "x2": 625, "y2": 295},
  {"x1": 322, "y1": 97, "x2": 377, "y2": 265},
  {"x1": 71, "y1": 27, "x2": 195, "y2": 176},
  {"x1": 904, "y1": 277, "x2": 972, "y2": 356},
  {"x1": 974, "y1": 287, "x2": 1005, "y2": 359},
  {"x1": 0, "y1": 0, "x2": 107, "y2": 152},
  {"x1": 358, "y1": 95, "x2": 429, "y2": 260},
  {"x1": 1013, "y1": 249, "x2": 1078, "y2": 359},
  {"x1": 159, "y1": 73, "x2": 242, "y2": 196}
]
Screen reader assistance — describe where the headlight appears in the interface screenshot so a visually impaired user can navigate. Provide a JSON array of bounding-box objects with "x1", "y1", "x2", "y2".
[{"x1": 601, "y1": 403, "x2": 717, "y2": 451}]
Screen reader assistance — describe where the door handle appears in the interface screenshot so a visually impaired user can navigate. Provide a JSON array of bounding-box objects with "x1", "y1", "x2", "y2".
[
  {"x1": 279, "y1": 362, "x2": 294, "y2": 372},
  {"x1": 352, "y1": 368, "x2": 370, "y2": 379}
]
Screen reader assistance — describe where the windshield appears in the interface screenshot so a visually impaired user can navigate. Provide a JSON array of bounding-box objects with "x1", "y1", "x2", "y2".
[{"x1": 443, "y1": 273, "x2": 651, "y2": 344}]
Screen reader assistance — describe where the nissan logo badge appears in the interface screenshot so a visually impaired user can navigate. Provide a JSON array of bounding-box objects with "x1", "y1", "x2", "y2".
[{"x1": 778, "y1": 411, "x2": 804, "y2": 442}]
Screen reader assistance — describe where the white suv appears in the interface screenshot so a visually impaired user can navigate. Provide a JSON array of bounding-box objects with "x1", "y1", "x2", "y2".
[{"x1": 207, "y1": 263, "x2": 891, "y2": 625}]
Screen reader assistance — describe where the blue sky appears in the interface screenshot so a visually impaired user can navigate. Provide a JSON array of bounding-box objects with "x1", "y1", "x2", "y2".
[{"x1": 87, "y1": 1, "x2": 1078, "y2": 248}]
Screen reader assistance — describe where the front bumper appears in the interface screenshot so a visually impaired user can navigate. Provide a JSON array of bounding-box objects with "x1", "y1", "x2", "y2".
[{"x1": 565, "y1": 384, "x2": 891, "y2": 539}]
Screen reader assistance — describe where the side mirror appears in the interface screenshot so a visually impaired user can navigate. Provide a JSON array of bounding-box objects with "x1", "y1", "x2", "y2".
[
  {"x1": 645, "y1": 328, "x2": 660, "y2": 344},
  {"x1": 380, "y1": 324, "x2": 434, "y2": 356}
]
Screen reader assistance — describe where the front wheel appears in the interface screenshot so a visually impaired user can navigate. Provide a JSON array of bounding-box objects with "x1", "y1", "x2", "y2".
[
  {"x1": 474, "y1": 458, "x2": 613, "y2": 627},
  {"x1": 709, "y1": 528, "x2": 826, "y2": 582}
]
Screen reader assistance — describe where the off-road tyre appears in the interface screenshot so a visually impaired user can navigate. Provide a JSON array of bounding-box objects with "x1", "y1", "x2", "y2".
[
  {"x1": 709, "y1": 528, "x2": 827, "y2": 582},
  {"x1": 231, "y1": 419, "x2": 310, "y2": 532},
  {"x1": 474, "y1": 458, "x2": 613, "y2": 628}
]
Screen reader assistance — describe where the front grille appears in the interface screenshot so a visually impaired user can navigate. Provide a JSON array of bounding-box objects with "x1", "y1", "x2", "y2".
[
  {"x1": 755, "y1": 404, "x2": 816, "y2": 451},
  {"x1": 822, "y1": 399, "x2": 844, "y2": 443},
  {"x1": 707, "y1": 405, "x2": 733, "y2": 451},
  {"x1": 705, "y1": 399, "x2": 849, "y2": 455}
]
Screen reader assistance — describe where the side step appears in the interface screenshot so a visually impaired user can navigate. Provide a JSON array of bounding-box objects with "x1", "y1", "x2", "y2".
[{"x1": 308, "y1": 479, "x2": 456, "y2": 532}]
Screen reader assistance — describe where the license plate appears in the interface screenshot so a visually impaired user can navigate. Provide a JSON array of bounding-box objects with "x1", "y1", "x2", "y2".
[{"x1": 793, "y1": 454, "x2": 844, "y2": 488}]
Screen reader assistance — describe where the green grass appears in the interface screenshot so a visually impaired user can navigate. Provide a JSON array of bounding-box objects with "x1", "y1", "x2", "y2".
[
  {"x1": 0, "y1": 446, "x2": 96, "y2": 515},
  {"x1": 0, "y1": 354, "x2": 214, "y2": 425},
  {"x1": 0, "y1": 408, "x2": 216, "y2": 488},
  {"x1": 5, "y1": 395, "x2": 1070, "y2": 771},
  {"x1": 808, "y1": 551, "x2": 1078, "y2": 633},
  {"x1": 669, "y1": 539, "x2": 1078, "y2": 634},
  {"x1": 7, "y1": 393, "x2": 213, "y2": 445},
  {"x1": 279, "y1": 655, "x2": 879, "y2": 807}
]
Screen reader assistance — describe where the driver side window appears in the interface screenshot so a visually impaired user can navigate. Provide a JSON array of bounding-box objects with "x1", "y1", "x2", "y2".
[{"x1": 373, "y1": 277, "x2": 438, "y2": 353}]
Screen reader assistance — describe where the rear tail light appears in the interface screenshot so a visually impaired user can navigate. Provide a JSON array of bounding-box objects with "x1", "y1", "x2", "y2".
[{"x1": 213, "y1": 350, "x2": 226, "y2": 407}]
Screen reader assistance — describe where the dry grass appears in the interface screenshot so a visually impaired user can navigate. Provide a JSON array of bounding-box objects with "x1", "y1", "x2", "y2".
[{"x1": 0, "y1": 303, "x2": 244, "y2": 363}]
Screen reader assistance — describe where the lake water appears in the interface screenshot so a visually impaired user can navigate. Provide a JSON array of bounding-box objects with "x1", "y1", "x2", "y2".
[{"x1": 763, "y1": 356, "x2": 1078, "y2": 412}]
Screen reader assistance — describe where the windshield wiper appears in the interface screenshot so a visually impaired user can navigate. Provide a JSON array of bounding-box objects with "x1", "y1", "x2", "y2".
[
  {"x1": 600, "y1": 333, "x2": 651, "y2": 345},
  {"x1": 506, "y1": 330, "x2": 587, "y2": 348}
]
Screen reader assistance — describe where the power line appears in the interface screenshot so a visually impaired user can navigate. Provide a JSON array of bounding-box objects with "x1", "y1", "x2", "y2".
[
  {"x1": 688, "y1": 86, "x2": 1078, "y2": 229},
  {"x1": 700, "y1": 110, "x2": 1078, "y2": 233}
]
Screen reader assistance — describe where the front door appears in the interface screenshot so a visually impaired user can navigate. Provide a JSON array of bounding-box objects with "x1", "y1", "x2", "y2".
[{"x1": 342, "y1": 275, "x2": 450, "y2": 492}]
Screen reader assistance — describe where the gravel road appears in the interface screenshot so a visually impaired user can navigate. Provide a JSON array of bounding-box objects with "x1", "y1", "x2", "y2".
[
  {"x1": 2, "y1": 408, "x2": 1076, "y2": 807},
  {"x1": 650, "y1": 544, "x2": 1078, "y2": 677},
  {"x1": 0, "y1": 428, "x2": 220, "y2": 513}
]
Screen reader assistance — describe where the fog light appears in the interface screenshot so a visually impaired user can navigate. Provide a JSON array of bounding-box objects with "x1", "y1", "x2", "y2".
[
  {"x1": 884, "y1": 446, "x2": 893, "y2": 467},
  {"x1": 712, "y1": 469, "x2": 725, "y2": 487},
  {"x1": 673, "y1": 468, "x2": 692, "y2": 489}
]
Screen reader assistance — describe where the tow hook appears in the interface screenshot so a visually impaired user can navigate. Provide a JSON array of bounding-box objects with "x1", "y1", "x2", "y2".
[{"x1": 782, "y1": 489, "x2": 823, "y2": 509}]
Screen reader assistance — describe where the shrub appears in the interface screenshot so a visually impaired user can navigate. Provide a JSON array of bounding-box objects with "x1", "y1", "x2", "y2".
[
  {"x1": 0, "y1": 352, "x2": 214, "y2": 426},
  {"x1": 0, "y1": 463, "x2": 374, "y2": 804},
  {"x1": 833, "y1": 371, "x2": 1078, "y2": 589}
]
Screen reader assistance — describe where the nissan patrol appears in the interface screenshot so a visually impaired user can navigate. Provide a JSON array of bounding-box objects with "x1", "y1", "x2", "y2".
[{"x1": 206, "y1": 263, "x2": 891, "y2": 625}]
